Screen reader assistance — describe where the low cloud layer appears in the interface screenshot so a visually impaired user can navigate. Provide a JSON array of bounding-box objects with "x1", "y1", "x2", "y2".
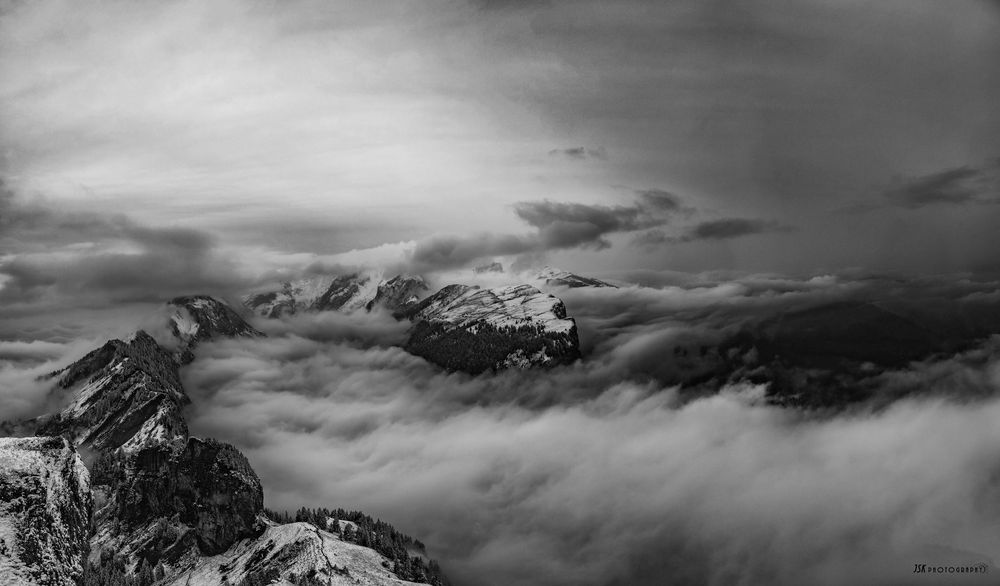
[{"x1": 163, "y1": 273, "x2": 1000, "y2": 586}]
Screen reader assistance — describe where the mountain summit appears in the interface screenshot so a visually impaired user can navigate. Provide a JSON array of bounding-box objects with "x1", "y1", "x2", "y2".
[
  {"x1": 1, "y1": 294, "x2": 448, "y2": 586},
  {"x1": 399, "y1": 284, "x2": 581, "y2": 373},
  {"x1": 244, "y1": 271, "x2": 428, "y2": 318},
  {"x1": 168, "y1": 295, "x2": 263, "y2": 363}
]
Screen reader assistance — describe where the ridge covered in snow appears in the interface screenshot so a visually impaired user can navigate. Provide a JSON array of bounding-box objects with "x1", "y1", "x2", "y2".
[
  {"x1": 165, "y1": 520, "x2": 424, "y2": 586},
  {"x1": 401, "y1": 284, "x2": 581, "y2": 373},
  {"x1": 244, "y1": 270, "x2": 429, "y2": 318},
  {"x1": 1, "y1": 293, "x2": 449, "y2": 586},
  {"x1": 32, "y1": 331, "x2": 189, "y2": 454},
  {"x1": 168, "y1": 295, "x2": 263, "y2": 363},
  {"x1": 406, "y1": 284, "x2": 576, "y2": 335}
]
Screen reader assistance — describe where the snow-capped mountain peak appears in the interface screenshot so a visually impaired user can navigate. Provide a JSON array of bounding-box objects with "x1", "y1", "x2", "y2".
[
  {"x1": 244, "y1": 270, "x2": 428, "y2": 317},
  {"x1": 168, "y1": 295, "x2": 262, "y2": 363}
]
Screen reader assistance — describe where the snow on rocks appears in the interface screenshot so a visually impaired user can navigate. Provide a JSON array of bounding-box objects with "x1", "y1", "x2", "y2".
[
  {"x1": 408, "y1": 283, "x2": 576, "y2": 335},
  {"x1": 165, "y1": 521, "x2": 422, "y2": 586},
  {"x1": 0, "y1": 437, "x2": 91, "y2": 586}
]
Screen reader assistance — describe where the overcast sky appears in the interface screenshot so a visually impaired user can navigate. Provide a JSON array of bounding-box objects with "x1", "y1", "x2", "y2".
[{"x1": 2, "y1": 0, "x2": 1000, "y2": 282}]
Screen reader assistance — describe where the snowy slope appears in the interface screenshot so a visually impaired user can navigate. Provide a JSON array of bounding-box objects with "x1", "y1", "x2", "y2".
[
  {"x1": 165, "y1": 520, "x2": 422, "y2": 586},
  {"x1": 0, "y1": 437, "x2": 91, "y2": 586},
  {"x1": 245, "y1": 270, "x2": 428, "y2": 317},
  {"x1": 408, "y1": 284, "x2": 576, "y2": 334},
  {"x1": 402, "y1": 284, "x2": 581, "y2": 372},
  {"x1": 169, "y1": 295, "x2": 263, "y2": 363},
  {"x1": 34, "y1": 331, "x2": 189, "y2": 454}
]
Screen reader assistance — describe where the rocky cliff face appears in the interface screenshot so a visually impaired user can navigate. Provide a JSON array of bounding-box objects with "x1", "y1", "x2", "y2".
[
  {"x1": 33, "y1": 331, "x2": 189, "y2": 454},
  {"x1": 168, "y1": 295, "x2": 263, "y2": 364},
  {"x1": 366, "y1": 275, "x2": 429, "y2": 313},
  {"x1": 2, "y1": 293, "x2": 447, "y2": 585},
  {"x1": 0, "y1": 436, "x2": 92, "y2": 586},
  {"x1": 400, "y1": 284, "x2": 581, "y2": 373},
  {"x1": 90, "y1": 437, "x2": 264, "y2": 570}
]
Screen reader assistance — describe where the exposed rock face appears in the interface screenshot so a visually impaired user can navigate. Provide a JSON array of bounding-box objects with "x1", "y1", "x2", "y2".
[
  {"x1": 245, "y1": 271, "x2": 429, "y2": 317},
  {"x1": 92, "y1": 437, "x2": 264, "y2": 566},
  {"x1": 11, "y1": 318, "x2": 265, "y2": 576},
  {"x1": 400, "y1": 284, "x2": 580, "y2": 373},
  {"x1": 366, "y1": 275, "x2": 429, "y2": 313},
  {"x1": 537, "y1": 266, "x2": 616, "y2": 289},
  {"x1": 0, "y1": 437, "x2": 92, "y2": 586},
  {"x1": 33, "y1": 331, "x2": 189, "y2": 453},
  {"x1": 2, "y1": 294, "x2": 447, "y2": 586},
  {"x1": 165, "y1": 521, "x2": 422, "y2": 586},
  {"x1": 168, "y1": 295, "x2": 263, "y2": 364}
]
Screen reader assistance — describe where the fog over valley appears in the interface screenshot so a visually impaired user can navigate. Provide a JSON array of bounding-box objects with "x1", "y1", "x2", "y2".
[{"x1": 2, "y1": 1, "x2": 1000, "y2": 585}]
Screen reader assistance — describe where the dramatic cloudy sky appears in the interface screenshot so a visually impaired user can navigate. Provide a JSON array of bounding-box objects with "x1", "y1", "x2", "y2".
[
  {"x1": 3, "y1": 3, "x2": 1000, "y2": 585},
  {"x1": 2, "y1": 0, "x2": 1000, "y2": 286}
]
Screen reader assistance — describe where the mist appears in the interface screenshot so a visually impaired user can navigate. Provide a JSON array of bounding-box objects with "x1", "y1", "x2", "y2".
[{"x1": 174, "y1": 277, "x2": 1000, "y2": 586}]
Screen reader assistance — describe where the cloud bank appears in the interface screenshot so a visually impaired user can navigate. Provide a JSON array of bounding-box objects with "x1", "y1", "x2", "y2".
[
  {"x1": 0, "y1": 182, "x2": 248, "y2": 310},
  {"x1": 166, "y1": 273, "x2": 1000, "y2": 586}
]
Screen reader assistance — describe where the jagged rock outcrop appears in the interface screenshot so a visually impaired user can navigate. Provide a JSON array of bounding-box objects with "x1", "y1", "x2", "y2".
[
  {"x1": 399, "y1": 284, "x2": 580, "y2": 373},
  {"x1": 0, "y1": 436, "x2": 92, "y2": 586},
  {"x1": 32, "y1": 331, "x2": 189, "y2": 454},
  {"x1": 91, "y1": 437, "x2": 264, "y2": 569},
  {"x1": 245, "y1": 271, "x2": 429, "y2": 318},
  {"x1": 366, "y1": 275, "x2": 429, "y2": 313},
  {"x1": 168, "y1": 295, "x2": 263, "y2": 364},
  {"x1": 2, "y1": 293, "x2": 448, "y2": 585}
]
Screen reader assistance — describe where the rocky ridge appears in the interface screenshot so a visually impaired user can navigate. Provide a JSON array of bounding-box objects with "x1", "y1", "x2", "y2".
[
  {"x1": 164, "y1": 520, "x2": 424, "y2": 586},
  {"x1": 244, "y1": 270, "x2": 592, "y2": 374},
  {"x1": 245, "y1": 271, "x2": 428, "y2": 318},
  {"x1": 33, "y1": 331, "x2": 189, "y2": 454},
  {"x1": 1, "y1": 295, "x2": 447, "y2": 585},
  {"x1": 399, "y1": 284, "x2": 581, "y2": 373},
  {"x1": 169, "y1": 295, "x2": 263, "y2": 364}
]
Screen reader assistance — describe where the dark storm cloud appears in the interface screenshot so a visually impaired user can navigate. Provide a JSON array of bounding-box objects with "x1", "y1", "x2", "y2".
[
  {"x1": 408, "y1": 233, "x2": 536, "y2": 273},
  {"x1": 176, "y1": 272, "x2": 1000, "y2": 586},
  {"x1": 632, "y1": 218, "x2": 791, "y2": 247},
  {"x1": 0, "y1": 182, "x2": 248, "y2": 307},
  {"x1": 884, "y1": 160, "x2": 1000, "y2": 209},
  {"x1": 683, "y1": 218, "x2": 792, "y2": 241},
  {"x1": 634, "y1": 188, "x2": 684, "y2": 212},
  {"x1": 407, "y1": 192, "x2": 683, "y2": 271},
  {"x1": 513, "y1": 200, "x2": 655, "y2": 249}
]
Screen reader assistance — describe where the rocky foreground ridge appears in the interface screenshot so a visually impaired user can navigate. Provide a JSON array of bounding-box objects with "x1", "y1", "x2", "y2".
[
  {"x1": 0, "y1": 437, "x2": 91, "y2": 586},
  {"x1": 0, "y1": 296, "x2": 447, "y2": 586}
]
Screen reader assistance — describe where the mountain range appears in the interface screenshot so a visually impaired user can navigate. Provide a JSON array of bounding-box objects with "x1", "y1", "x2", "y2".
[
  {"x1": 1, "y1": 296, "x2": 448, "y2": 586},
  {"x1": 244, "y1": 268, "x2": 597, "y2": 373}
]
